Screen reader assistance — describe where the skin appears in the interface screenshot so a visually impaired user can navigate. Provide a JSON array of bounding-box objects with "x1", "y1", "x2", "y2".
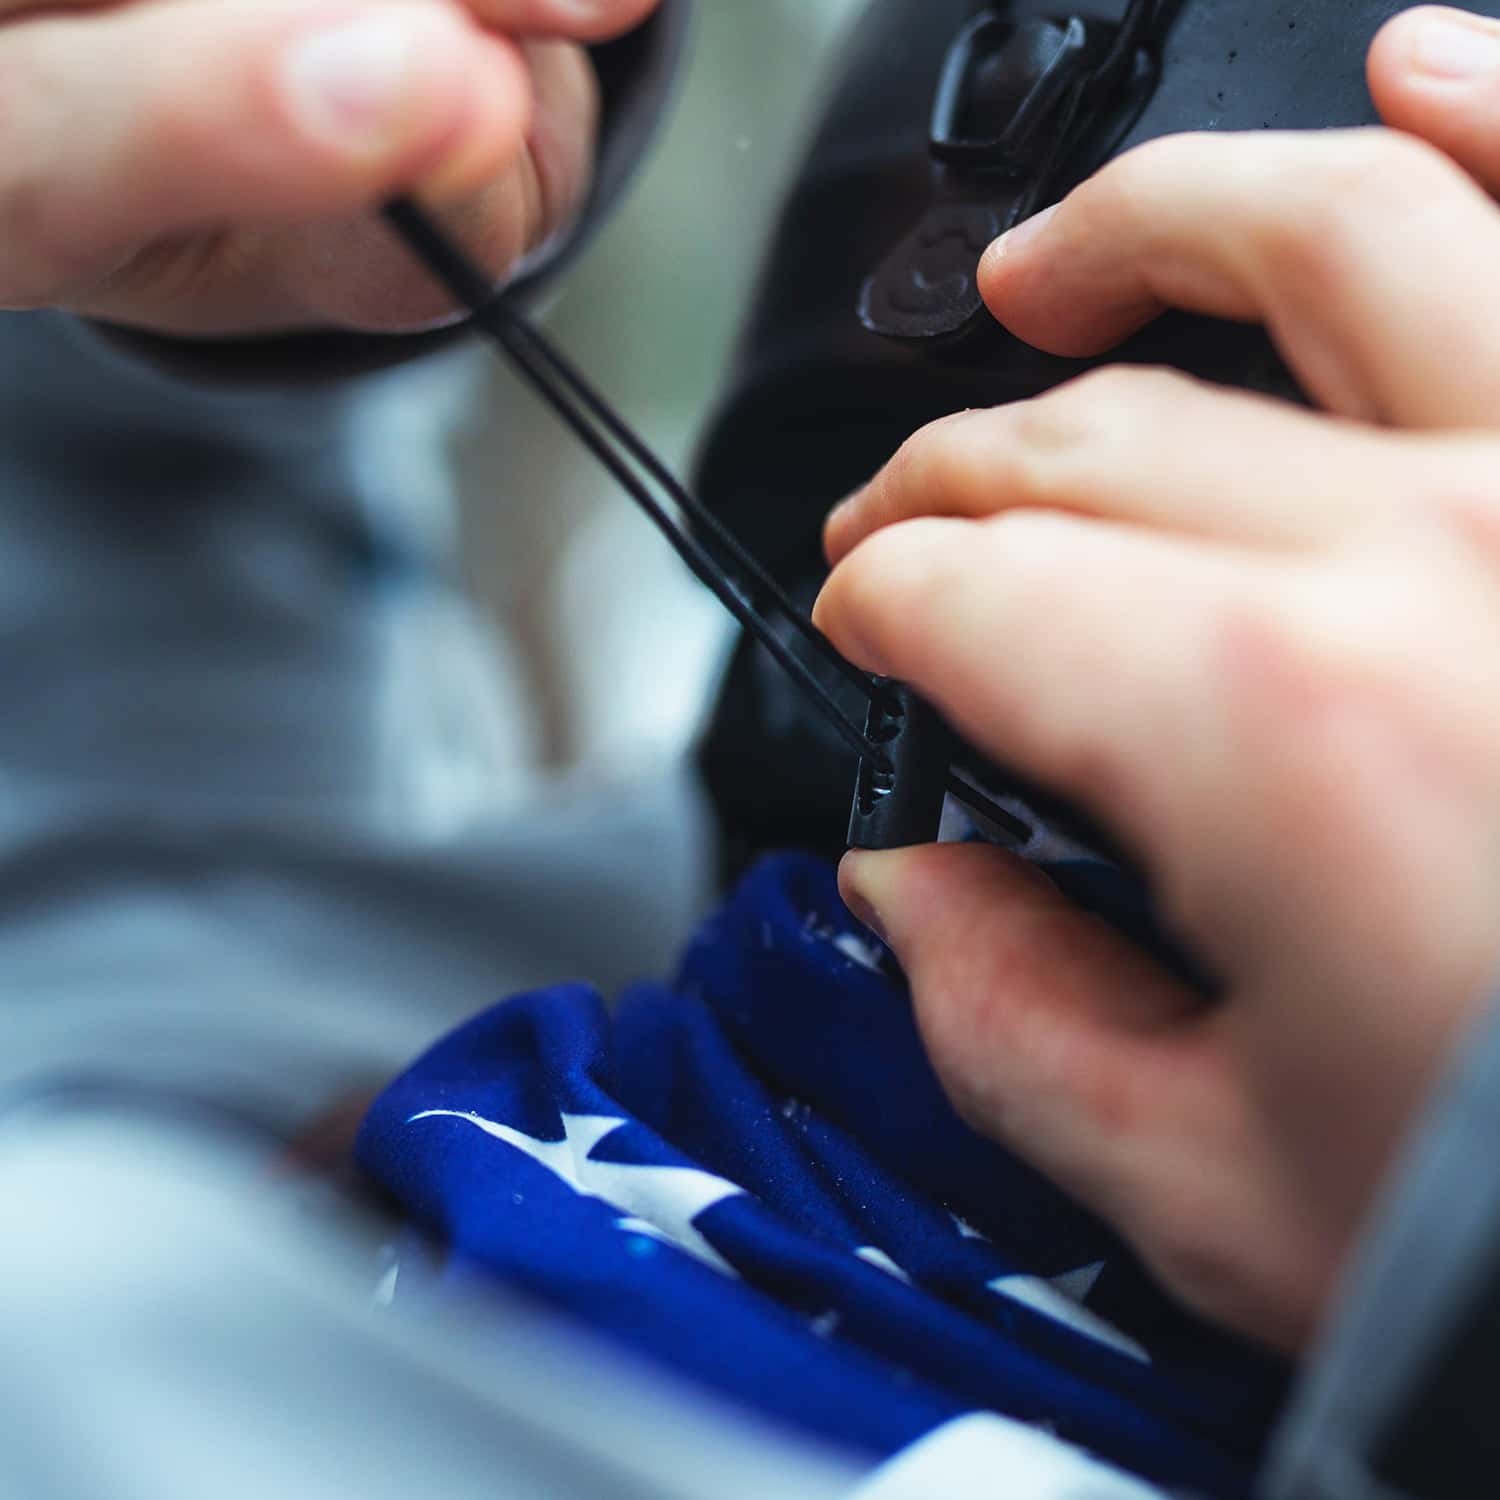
[
  {"x1": 813, "y1": 5, "x2": 1500, "y2": 1354},
  {"x1": 0, "y1": 0, "x2": 660, "y2": 333}
]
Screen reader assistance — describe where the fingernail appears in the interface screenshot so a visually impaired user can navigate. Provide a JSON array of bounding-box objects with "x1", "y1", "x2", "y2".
[
  {"x1": 1413, "y1": 16, "x2": 1500, "y2": 78},
  {"x1": 987, "y1": 203, "x2": 1059, "y2": 265},
  {"x1": 840, "y1": 886, "x2": 888, "y2": 944},
  {"x1": 283, "y1": 9, "x2": 434, "y2": 148},
  {"x1": 839, "y1": 851, "x2": 892, "y2": 942}
]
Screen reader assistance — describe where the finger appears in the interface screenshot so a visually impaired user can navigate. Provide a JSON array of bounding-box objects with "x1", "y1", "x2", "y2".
[
  {"x1": 837, "y1": 843, "x2": 1326, "y2": 1348},
  {"x1": 823, "y1": 366, "x2": 1461, "y2": 566},
  {"x1": 0, "y1": 0, "x2": 104, "y2": 15},
  {"x1": 0, "y1": 0, "x2": 531, "y2": 308},
  {"x1": 0, "y1": 0, "x2": 661, "y2": 37},
  {"x1": 464, "y1": 0, "x2": 660, "y2": 40},
  {"x1": 839, "y1": 844, "x2": 1201, "y2": 1180},
  {"x1": 977, "y1": 128, "x2": 1500, "y2": 427},
  {"x1": 183, "y1": 36, "x2": 598, "y2": 334},
  {"x1": 1369, "y1": 5, "x2": 1500, "y2": 197},
  {"x1": 813, "y1": 509, "x2": 1259, "y2": 869}
]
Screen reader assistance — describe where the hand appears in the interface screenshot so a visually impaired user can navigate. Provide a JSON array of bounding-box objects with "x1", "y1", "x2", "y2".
[
  {"x1": 813, "y1": 5, "x2": 1500, "y2": 1354},
  {"x1": 0, "y1": 0, "x2": 658, "y2": 335}
]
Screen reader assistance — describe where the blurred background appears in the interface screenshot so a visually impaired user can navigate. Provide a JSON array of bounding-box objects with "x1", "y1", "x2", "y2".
[{"x1": 452, "y1": 0, "x2": 864, "y2": 786}]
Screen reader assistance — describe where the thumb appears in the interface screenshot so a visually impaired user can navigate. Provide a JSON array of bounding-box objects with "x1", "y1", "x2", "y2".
[
  {"x1": 1369, "y1": 5, "x2": 1500, "y2": 195},
  {"x1": 841, "y1": 844, "x2": 1334, "y2": 1347},
  {"x1": 1, "y1": 0, "x2": 530, "y2": 309},
  {"x1": 839, "y1": 844, "x2": 1205, "y2": 1208}
]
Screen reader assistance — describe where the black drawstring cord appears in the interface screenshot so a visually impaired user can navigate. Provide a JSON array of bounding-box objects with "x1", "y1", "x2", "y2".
[
  {"x1": 1011, "y1": 0, "x2": 1165, "y2": 227},
  {"x1": 383, "y1": 197, "x2": 1045, "y2": 841},
  {"x1": 382, "y1": 198, "x2": 892, "y2": 774},
  {"x1": 379, "y1": 5, "x2": 1193, "y2": 852},
  {"x1": 945, "y1": 773, "x2": 1031, "y2": 844},
  {"x1": 382, "y1": 198, "x2": 1054, "y2": 850},
  {"x1": 494, "y1": 281, "x2": 876, "y2": 706}
]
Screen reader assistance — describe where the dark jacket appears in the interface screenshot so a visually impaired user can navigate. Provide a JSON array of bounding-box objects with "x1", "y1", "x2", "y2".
[{"x1": 694, "y1": 3, "x2": 1500, "y2": 1495}]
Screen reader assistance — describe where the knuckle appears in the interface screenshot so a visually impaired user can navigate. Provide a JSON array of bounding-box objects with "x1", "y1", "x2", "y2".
[
  {"x1": 1082, "y1": 131, "x2": 1230, "y2": 245},
  {"x1": 1330, "y1": 126, "x2": 1457, "y2": 197},
  {"x1": 883, "y1": 425, "x2": 937, "y2": 501},
  {"x1": 1001, "y1": 409, "x2": 1087, "y2": 510},
  {"x1": 872, "y1": 439, "x2": 924, "y2": 529},
  {"x1": 1319, "y1": 132, "x2": 1448, "y2": 218},
  {"x1": 883, "y1": 413, "x2": 977, "y2": 513},
  {"x1": 1056, "y1": 363, "x2": 1138, "y2": 403},
  {"x1": 1212, "y1": 592, "x2": 1322, "y2": 732},
  {"x1": 890, "y1": 369, "x2": 1203, "y2": 522},
  {"x1": 990, "y1": 377, "x2": 1117, "y2": 509},
  {"x1": 1053, "y1": 363, "x2": 1196, "y2": 423},
  {"x1": 1089, "y1": 132, "x2": 1202, "y2": 213},
  {"x1": 1218, "y1": 567, "x2": 1322, "y2": 667},
  {"x1": 1269, "y1": 130, "x2": 1459, "y2": 286}
]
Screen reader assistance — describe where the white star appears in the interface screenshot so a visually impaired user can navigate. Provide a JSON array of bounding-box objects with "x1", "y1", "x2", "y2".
[
  {"x1": 950, "y1": 1213, "x2": 989, "y2": 1242},
  {"x1": 373, "y1": 1263, "x2": 399, "y2": 1308},
  {"x1": 832, "y1": 932, "x2": 886, "y2": 972},
  {"x1": 409, "y1": 1109, "x2": 746, "y2": 1276},
  {"x1": 615, "y1": 1216, "x2": 675, "y2": 1245},
  {"x1": 989, "y1": 1261, "x2": 1151, "y2": 1365},
  {"x1": 856, "y1": 1246, "x2": 912, "y2": 1283}
]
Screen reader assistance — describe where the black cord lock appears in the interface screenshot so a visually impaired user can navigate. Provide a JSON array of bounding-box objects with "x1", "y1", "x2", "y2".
[
  {"x1": 930, "y1": 13, "x2": 1099, "y2": 168},
  {"x1": 848, "y1": 681, "x2": 956, "y2": 851}
]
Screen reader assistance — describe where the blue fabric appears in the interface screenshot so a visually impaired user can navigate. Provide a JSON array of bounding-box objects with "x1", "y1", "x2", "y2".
[{"x1": 357, "y1": 854, "x2": 1285, "y2": 1496}]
